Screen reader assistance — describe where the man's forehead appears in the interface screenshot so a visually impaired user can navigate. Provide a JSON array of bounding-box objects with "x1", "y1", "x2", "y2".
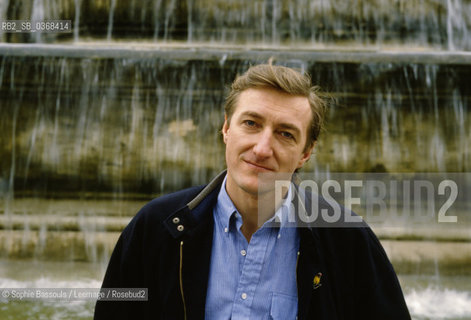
[
  {"x1": 237, "y1": 87, "x2": 308, "y2": 105},
  {"x1": 233, "y1": 88, "x2": 311, "y2": 125}
]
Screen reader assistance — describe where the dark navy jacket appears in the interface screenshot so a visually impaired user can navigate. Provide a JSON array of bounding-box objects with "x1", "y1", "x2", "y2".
[{"x1": 94, "y1": 171, "x2": 411, "y2": 319}]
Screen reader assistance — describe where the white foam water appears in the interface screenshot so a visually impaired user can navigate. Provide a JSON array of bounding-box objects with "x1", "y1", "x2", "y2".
[
  {"x1": 0, "y1": 277, "x2": 101, "y2": 289},
  {"x1": 0, "y1": 277, "x2": 101, "y2": 320},
  {"x1": 1, "y1": 269, "x2": 471, "y2": 319},
  {"x1": 406, "y1": 287, "x2": 471, "y2": 320}
]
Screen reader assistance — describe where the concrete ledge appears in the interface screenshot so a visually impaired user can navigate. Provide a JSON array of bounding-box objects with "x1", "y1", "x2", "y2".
[
  {"x1": 1, "y1": 199, "x2": 470, "y2": 274},
  {"x1": 0, "y1": 230, "x2": 120, "y2": 262},
  {"x1": 2, "y1": 212, "x2": 471, "y2": 242},
  {"x1": 382, "y1": 240, "x2": 471, "y2": 276},
  {"x1": 1, "y1": 43, "x2": 471, "y2": 65},
  {"x1": 1, "y1": 229, "x2": 470, "y2": 275},
  {"x1": 0, "y1": 214, "x2": 132, "y2": 232}
]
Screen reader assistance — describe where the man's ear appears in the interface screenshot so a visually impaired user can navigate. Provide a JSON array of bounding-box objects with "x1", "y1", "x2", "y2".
[
  {"x1": 222, "y1": 114, "x2": 229, "y2": 144},
  {"x1": 297, "y1": 142, "x2": 315, "y2": 169}
]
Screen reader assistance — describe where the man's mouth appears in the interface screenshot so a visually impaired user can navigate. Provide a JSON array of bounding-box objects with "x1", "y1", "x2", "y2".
[{"x1": 243, "y1": 160, "x2": 274, "y2": 171}]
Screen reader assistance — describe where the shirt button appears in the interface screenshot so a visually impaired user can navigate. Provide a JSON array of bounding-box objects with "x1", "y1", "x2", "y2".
[
  {"x1": 240, "y1": 250, "x2": 247, "y2": 256},
  {"x1": 241, "y1": 293, "x2": 247, "y2": 300},
  {"x1": 224, "y1": 227, "x2": 228, "y2": 233}
]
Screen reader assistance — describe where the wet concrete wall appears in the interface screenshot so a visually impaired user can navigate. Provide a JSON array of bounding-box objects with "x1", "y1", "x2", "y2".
[{"x1": 1, "y1": 49, "x2": 470, "y2": 197}]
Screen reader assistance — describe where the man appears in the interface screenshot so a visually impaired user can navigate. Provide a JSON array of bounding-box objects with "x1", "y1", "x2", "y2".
[{"x1": 94, "y1": 63, "x2": 411, "y2": 319}]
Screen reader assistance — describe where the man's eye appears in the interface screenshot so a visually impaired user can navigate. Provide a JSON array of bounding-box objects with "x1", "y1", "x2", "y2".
[
  {"x1": 244, "y1": 120, "x2": 256, "y2": 127},
  {"x1": 280, "y1": 131, "x2": 294, "y2": 139}
]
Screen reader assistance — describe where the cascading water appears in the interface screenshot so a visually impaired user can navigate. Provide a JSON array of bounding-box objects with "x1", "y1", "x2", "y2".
[
  {"x1": 1, "y1": 53, "x2": 469, "y2": 198},
  {"x1": 2, "y1": 0, "x2": 470, "y2": 50},
  {"x1": 1, "y1": 0, "x2": 471, "y2": 319}
]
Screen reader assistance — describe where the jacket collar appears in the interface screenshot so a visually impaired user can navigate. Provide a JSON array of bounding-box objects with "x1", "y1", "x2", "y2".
[
  {"x1": 163, "y1": 170, "x2": 324, "y2": 242},
  {"x1": 163, "y1": 170, "x2": 322, "y2": 242},
  {"x1": 163, "y1": 170, "x2": 226, "y2": 239}
]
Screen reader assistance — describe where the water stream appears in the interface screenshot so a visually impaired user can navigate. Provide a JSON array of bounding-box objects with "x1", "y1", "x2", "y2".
[
  {"x1": 1, "y1": 50, "x2": 469, "y2": 198},
  {"x1": 1, "y1": 0, "x2": 470, "y2": 50}
]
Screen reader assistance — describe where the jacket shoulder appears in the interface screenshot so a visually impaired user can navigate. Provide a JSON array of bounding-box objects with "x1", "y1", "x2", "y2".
[
  {"x1": 117, "y1": 185, "x2": 207, "y2": 247},
  {"x1": 135, "y1": 185, "x2": 206, "y2": 222}
]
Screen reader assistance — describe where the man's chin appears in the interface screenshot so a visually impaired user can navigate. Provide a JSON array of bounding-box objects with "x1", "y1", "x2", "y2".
[
  {"x1": 257, "y1": 172, "x2": 292, "y2": 190},
  {"x1": 232, "y1": 172, "x2": 287, "y2": 196},
  {"x1": 236, "y1": 177, "x2": 267, "y2": 196},
  {"x1": 245, "y1": 179, "x2": 278, "y2": 196},
  {"x1": 239, "y1": 181, "x2": 261, "y2": 196}
]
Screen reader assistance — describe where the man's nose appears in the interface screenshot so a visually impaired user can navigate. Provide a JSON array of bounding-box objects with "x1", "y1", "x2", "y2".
[{"x1": 253, "y1": 129, "x2": 274, "y2": 159}]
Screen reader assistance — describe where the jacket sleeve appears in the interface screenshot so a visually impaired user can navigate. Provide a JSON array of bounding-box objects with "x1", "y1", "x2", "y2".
[{"x1": 355, "y1": 228, "x2": 411, "y2": 320}]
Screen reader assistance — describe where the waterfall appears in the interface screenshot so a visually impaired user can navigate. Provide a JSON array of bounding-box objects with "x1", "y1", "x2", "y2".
[
  {"x1": 1, "y1": 0, "x2": 468, "y2": 49},
  {"x1": 106, "y1": 0, "x2": 116, "y2": 41},
  {"x1": 73, "y1": 0, "x2": 81, "y2": 42},
  {"x1": 0, "y1": 0, "x2": 10, "y2": 42},
  {"x1": 0, "y1": 49, "x2": 469, "y2": 198}
]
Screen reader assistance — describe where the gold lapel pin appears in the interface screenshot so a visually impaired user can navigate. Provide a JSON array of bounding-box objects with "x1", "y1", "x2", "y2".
[{"x1": 313, "y1": 272, "x2": 322, "y2": 289}]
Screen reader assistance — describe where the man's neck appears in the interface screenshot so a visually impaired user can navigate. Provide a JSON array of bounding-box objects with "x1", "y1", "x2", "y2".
[
  {"x1": 224, "y1": 181, "x2": 288, "y2": 243},
  {"x1": 225, "y1": 188, "x2": 259, "y2": 242}
]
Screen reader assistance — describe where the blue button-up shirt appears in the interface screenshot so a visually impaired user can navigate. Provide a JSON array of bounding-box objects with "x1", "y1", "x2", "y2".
[{"x1": 205, "y1": 176, "x2": 300, "y2": 319}]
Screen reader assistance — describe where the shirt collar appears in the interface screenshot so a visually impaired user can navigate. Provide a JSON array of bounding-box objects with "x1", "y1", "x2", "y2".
[
  {"x1": 269, "y1": 184, "x2": 294, "y2": 229},
  {"x1": 214, "y1": 175, "x2": 238, "y2": 233},
  {"x1": 214, "y1": 175, "x2": 295, "y2": 234}
]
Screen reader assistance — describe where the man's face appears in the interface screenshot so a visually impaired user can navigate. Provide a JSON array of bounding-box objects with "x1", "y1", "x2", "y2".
[{"x1": 222, "y1": 87, "x2": 314, "y2": 198}]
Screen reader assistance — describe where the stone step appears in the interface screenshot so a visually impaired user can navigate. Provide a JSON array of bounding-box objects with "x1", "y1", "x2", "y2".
[
  {"x1": 2, "y1": 43, "x2": 471, "y2": 64},
  {"x1": 2, "y1": 212, "x2": 471, "y2": 242},
  {"x1": 0, "y1": 229, "x2": 470, "y2": 275},
  {"x1": 0, "y1": 214, "x2": 132, "y2": 232},
  {"x1": 382, "y1": 240, "x2": 471, "y2": 275},
  {"x1": 2, "y1": 198, "x2": 471, "y2": 240},
  {"x1": 1, "y1": 200, "x2": 469, "y2": 274},
  {"x1": 0, "y1": 229, "x2": 119, "y2": 263}
]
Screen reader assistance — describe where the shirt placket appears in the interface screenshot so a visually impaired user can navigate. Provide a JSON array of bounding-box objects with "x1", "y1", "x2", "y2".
[{"x1": 231, "y1": 227, "x2": 271, "y2": 320}]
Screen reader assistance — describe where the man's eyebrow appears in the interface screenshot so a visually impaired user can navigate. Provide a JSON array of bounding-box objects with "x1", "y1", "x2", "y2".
[
  {"x1": 278, "y1": 123, "x2": 301, "y2": 135},
  {"x1": 239, "y1": 111, "x2": 264, "y2": 120},
  {"x1": 240, "y1": 111, "x2": 301, "y2": 135}
]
